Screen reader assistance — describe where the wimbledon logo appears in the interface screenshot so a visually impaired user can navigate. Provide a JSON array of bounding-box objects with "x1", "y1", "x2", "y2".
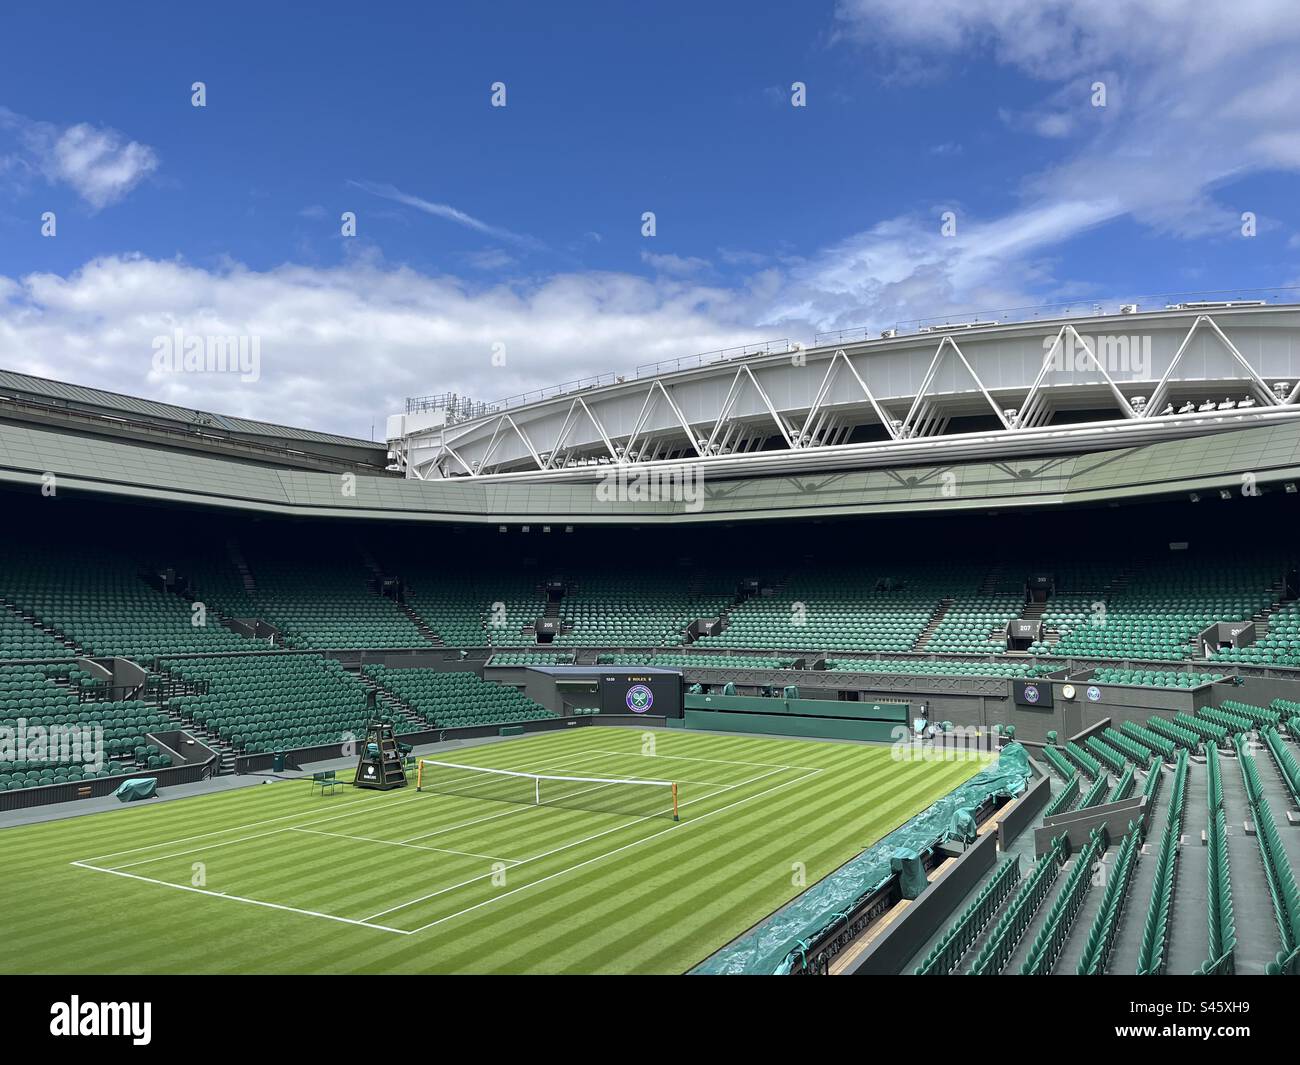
[{"x1": 626, "y1": 685, "x2": 654, "y2": 713}]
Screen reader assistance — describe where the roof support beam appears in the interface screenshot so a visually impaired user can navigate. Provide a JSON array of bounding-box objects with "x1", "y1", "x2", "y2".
[
  {"x1": 901, "y1": 336, "x2": 1010, "y2": 438},
  {"x1": 704, "y1": 364, "x2": 794, "y2": 454},
  {"x1": 625, "y1": 379, "x2": 703, "y2": 463},
  {"x1": 487, "y1": 413, "x2": 545, "y2": 474},
  {"x1": 1018, "y1": 325, "x2": 1136, "y2": 430},
  {"x1": 543, "y1": 397, "x2": 619, "y2": 470},
  {"x1": 800, "y1": 350, "x2": 899, "y2": 444},
  {"x1": 1146, "y1": 314, "x2": 1280, "y2": 415}
]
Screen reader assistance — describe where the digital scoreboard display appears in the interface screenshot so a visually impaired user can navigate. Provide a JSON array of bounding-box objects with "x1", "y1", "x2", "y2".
[
  {"x1": 599, "y1": 672, "x2": 683, "y2": 718},
  {"x1": 1013, "y1": 679, "x2": 1054, "y2": 708}
]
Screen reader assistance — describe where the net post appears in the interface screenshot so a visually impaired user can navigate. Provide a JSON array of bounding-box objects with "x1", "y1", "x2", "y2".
[
  {"x1": 672, "y1": 781, "x2": 679, "y2": 821},
  {"x1": 415, "y1": 759, "x2": 423, "y2": 792}
]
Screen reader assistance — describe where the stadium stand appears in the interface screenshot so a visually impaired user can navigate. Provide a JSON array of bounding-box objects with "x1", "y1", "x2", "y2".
[
  {"x1": 1214, "y1": 599, "x2": 1300, "y2": 666},
  {"x1": 1090, "y1": 667, "x2": 1222, "y2": 688},
  {"x1": 553, "y1": 565, "x2": 738, "y2": 648},
  {"x1": 598, "y1": 652, "x2": 799, "y2": 669},
  {"x1": 0, "y1": 544, "x2": 254, "y2": 660},
  {"x1": 915, "y1": 856, "x2": 1021, "y2": 975},
  {"x1": 1051, "y1": 557, "x2": 1284, "y2": 662},
  {"x1": 0, "y1": 604, "x2": 75, "y2": 661},
  {"x1": 1203, "y1": 742, "x2": 1237, "y2": 975},
  {"x1": 489, "y1": 652, "x2": 576, "y2": 666},
  {"x1": 692, "y1": 564, "x2": 962, "y2": 654},
  {"x1": 967, "y1": 836, "x2": 1067, "y2": 975},
  {"x1": 396, "y1": 564, "x2": 545, "y2": 647},
  {"x1": 823, "y1": 658, "x2": 1051, "y2": 677},
  {"x1": 187, "y1": 546, "x2": 428, "y2": 650},
  {"x1": 164, "y1": 654, "x2": 419, "y2": 753},
  {"x1": 1076, "y1": 821, "x2": 1142, "y2": 975},
  {"x1": 1135, "y1": 749, "x2": 1189, "y2": 975},
  {"x1": 363, "y1": 666, "x2": 556, "y2": 729},
  {"x1": 0, "y1": 663, "x2": 172, "y2": 783},
  {"x1": 1234, "y1": 733, "x2": 1300, "y2": 972},
  {"x1": 1020, "y1": 825, "x2": 1106, "y2": 975}
]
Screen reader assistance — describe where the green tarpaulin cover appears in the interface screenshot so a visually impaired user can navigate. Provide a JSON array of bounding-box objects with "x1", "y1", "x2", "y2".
[
  {"x1": 692, "y1": 743, "x2": 1032, "y2": 974},
  {"x1": 113, "y1": 777, "x2": 157, "y2": 802},
  {"x1": 947, "y1": 806, "x2": 978, "y2": 843},
  {"x1": 890, "y1": 848, "x2": 927, "y2": 899}
]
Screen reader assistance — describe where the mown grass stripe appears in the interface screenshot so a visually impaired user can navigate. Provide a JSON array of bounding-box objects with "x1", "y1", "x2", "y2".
[{"x1": 1, "y1": 728, "x2": 986, "y2": 973}]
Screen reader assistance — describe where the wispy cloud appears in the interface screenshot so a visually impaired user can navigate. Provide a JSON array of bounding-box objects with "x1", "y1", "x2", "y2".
[
  {"x1": 772, "y1": 0, "x2": 1300, "y2": 332},
  {"x1": 641, "y1": 250, "x2": 711, "y2": 275},
  {"x1": 349, "y1": 179, "x2": 545, "y2": 250},
  {"x1": 0, "y1": 107, "x2": 158, "y2": 209},
  {"x1": 463, "y1": 248, "x2": 517, "y2": 271}
]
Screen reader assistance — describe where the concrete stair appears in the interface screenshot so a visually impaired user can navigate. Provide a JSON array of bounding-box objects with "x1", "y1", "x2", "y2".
[
  {"x1": 226, "y1": 538, "x2": 256, "y2": 592},
  {"x1": 912, "y1": 597, "x2": 953, "y2": 652},
  {"x1": 0, "y1": 597, "x2": 85, "y2": 656},
  {"x1": 359, "y1": 670, "x2": 427, "y2": 729}
]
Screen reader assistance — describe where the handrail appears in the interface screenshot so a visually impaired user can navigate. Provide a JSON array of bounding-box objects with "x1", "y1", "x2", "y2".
[
  {"x1": 814, "y1": 288, "x2": 1300, "y2": 346},
  {"x1": 404, "y1": 338, "x2": 792, "y2": 422}
]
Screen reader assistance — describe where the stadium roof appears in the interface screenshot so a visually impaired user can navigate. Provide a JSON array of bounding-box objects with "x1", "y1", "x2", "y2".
[
  {"x1": 0, "y1": 367, "x2": 387, "y2": 472},
  {"x1": 3, "y1": 411, "x2": 1298, "y2": 523},
  {"x1": 388, "y1": 302, "x2": 1300, "y2": 482}
]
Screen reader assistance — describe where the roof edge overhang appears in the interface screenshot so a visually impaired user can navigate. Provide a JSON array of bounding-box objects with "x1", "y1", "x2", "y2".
[{"x1": 3, "y1": 414, "x2": 1299, "y2": 525}]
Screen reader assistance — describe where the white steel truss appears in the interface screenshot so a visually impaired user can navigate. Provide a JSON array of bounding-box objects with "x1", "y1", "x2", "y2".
[
  {"x1": 1017, "y1": 324, "x2": 1137, "y2": 430},
  {"x1": 798, "y1": 349, "x2": 899, "y2": 444},
  {"x1": 1145, "y1": 314, "x2": 1281, "y2": 415},
  {"x1": 901, "y1": 336, "x2": 1010, "y2": 439},
  {"x1": 703, "y1": 363, "x2": 794, "y2": 454},
  {"x1": 447, "y1": 412, "x2": 545, "y2": 477},
  {"x1": 414, "y1": 309, "x2": 1300, "y2": 478},
  {"x1": 625, "y1": 379, "x2": 704, "y2": 462},
  {"x1": 543, "y1": 396, "x2": 618, "y2": 470}
]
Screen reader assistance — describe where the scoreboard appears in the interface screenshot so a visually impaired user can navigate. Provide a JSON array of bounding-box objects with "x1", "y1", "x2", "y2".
[{"x1": 598, "y1": 671, "x2": 684, "y2": 719}]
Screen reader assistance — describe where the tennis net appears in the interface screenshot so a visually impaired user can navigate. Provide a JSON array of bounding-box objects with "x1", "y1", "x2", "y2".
[{"x1": 415, "y1": 758, "x2": 679, "y2": 820}]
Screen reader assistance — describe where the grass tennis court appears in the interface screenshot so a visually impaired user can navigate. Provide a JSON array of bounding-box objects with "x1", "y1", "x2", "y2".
[{"x1": 0, "y1": 727, "x2": 984, "y2": 974}]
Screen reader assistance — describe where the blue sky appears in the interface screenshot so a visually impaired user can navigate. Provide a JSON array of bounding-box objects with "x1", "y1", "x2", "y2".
[{"x1": 1, "y1": 0, "x2": 1298, "y2": 437}]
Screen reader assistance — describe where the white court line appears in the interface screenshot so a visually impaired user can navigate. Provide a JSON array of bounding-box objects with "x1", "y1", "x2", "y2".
[
  {"x1": 76, "y1": 747, "x2": 609, "y2": 866},
  {"x1": 581, "y1": 747, "x2": 822, "y2": 772},
  {"x1": 398, "y1": 801, "x2": 557, "y2": 845},
  {"x1": 396, "y1": 780, "x2": 652, "y2": 845},
  {"x1": 510, "y1": 750, "x2": 736, "y2": 786},
  {"x1": 405, "y1": 766, "x2": 826, "y2": 934},
  {"x1": 70, "y1": 744, "x2": 814, "y2": 936},
  {"x1": 68, "y1": 860, "x2": 411, "y2": 935},
  {"x1": 394, "y1": 755, "x2": 735, "y2": 845},
  {"x1": 290, "y1": 826, "x2": 520, "y2": 865},
  {"x1": 396, "y1": 758, "x2": 676, "y2": 844},
  {"x1": 362, "y1": 764, "x2": 791, "y2": 922}
]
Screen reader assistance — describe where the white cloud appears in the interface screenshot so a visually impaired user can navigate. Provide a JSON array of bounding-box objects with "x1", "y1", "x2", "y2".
[
  {"x1": 834, "y1": 0, "x2": 1300, "y2": 235},
  {"x1": 0, "y1": 255, "x2": 770, "y2": 438},
  {"x1": 783, "y1": 0, "x2": 1300, "y2": 328},
  {"x1": 0, "y1": 108, "x2": 158, "y2": 209},
  {"x1": 760, "y1": 199, "x2": 1119, "y2": 334},
  {"x1": 5, "y1": 2, "x2": 1298, "y2": 438},
  {"x1": 834, "y1": 0, "x2": 1292, "y2": 79}
]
